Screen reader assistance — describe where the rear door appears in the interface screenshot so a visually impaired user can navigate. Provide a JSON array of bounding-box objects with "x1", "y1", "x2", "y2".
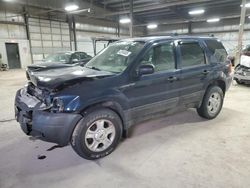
[{"x1": 177, "y1": 39, "x2": 212, "y2": 107}]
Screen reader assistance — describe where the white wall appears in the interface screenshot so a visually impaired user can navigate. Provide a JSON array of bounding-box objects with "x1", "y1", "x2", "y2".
[
  {"x1": 0, "y1": 22, "x2": 32, "y2": 68},
  {"x1": 0, "y1": 9, "x2": 32, "y2": 68},
  {"x1": 147, "y1": 19, "x2": 250, "y2": 55}
]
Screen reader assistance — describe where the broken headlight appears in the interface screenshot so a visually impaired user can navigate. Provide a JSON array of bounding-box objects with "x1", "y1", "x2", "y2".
[
  {"x1": 50, "y1": 96, "x2": 80, "y2": 113},
  {"x1": 52, "y1": 97, "x2": 64, "y2": 112}
]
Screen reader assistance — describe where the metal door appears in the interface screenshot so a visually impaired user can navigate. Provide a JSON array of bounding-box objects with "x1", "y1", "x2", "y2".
[{"x1": 5, "y1": 43, "x2": 21, "y2": 69}]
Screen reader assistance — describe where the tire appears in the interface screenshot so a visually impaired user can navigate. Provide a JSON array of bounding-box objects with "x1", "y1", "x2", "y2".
[
  {"x1": 235, "y1": 79, "x2": 242, "y2": 85},
  {"x1": 197, "y1": 86, "x2": 224, "y2": 119},
  {"x1": 71, "y1": 108, "x2": 122, "y2": 160}
]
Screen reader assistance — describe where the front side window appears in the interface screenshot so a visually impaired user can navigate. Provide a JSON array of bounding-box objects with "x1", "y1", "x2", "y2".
[
  {"x1": 86, "y1": 41, "x2": 145, "y2": 73},
  {"x1": 139, "y1": 42, "x2": 175, "y2": 72},
  {"x1": 180, "y1": 42, "x2": 205, "y2": 68}
]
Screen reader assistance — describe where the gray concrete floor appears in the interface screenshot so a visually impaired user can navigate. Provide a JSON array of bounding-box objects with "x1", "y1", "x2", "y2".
[{"x1": 0, "y1": 70, "x2": 250, "y2": 188}]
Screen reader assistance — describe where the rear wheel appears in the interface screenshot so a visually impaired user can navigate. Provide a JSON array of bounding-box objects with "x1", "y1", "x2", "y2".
[
  {"x1": 197, "y1": 86, "x2": 224, "y2": 119},
  {"x1": 235, "y1": 79, "x2": 243, "y2": 85},
  {"x1": 71, "y1": 108, "x2": 122, "y2": 160}
]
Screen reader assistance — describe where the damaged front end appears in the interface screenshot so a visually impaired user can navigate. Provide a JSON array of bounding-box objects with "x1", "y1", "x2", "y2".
[
  {"x1": 234, "y1": 65, "x2": 250, "y2": 84},
  {"x1": 15, "y1": 83, "x2": 82, "y2": 146}
]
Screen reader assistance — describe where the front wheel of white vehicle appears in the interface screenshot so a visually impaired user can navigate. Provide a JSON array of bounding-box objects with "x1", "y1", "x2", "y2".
[{"x1": 71, "y1": 108, "x2": 122, "y2": 160}]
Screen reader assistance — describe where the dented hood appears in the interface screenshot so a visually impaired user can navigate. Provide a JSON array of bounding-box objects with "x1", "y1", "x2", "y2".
[{"x1": 28, "y1": 66, "x2": 114, "y2": 90}]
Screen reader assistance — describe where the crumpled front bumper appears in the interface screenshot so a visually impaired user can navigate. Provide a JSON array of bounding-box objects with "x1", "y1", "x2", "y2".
[
  {"x1": 234, "y1": 74, "x2": 250, "y2": 84},
  {"x1": 15, "y1": 88, "x2": 82, "y2": 146}
]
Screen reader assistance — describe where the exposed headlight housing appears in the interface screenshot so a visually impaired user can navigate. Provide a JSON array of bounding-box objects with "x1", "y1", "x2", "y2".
[
  {"x1": 50, "y1": 96, "x2": 80, "y2": 113},
  {"x1": 52, "y1": 97, "x2": 64, "y2": 112}
]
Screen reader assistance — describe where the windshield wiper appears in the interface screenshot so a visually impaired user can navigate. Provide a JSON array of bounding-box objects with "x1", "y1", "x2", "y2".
[{"x1": 86, "y1": 66, "x2": 101, "y2": 71}]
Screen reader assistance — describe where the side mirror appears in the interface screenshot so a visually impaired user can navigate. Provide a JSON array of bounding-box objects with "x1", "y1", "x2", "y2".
[{"x1": 138, "y1": 64, "x2": 154, "y2": 76}]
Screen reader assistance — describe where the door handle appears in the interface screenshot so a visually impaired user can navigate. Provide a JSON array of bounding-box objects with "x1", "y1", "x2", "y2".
[
  {"x1": 202, "y1": 70, "x2": 210, "y2": 75},
  {"x1": 167, "y1": 76, "x2": 178, "y2": 82}
]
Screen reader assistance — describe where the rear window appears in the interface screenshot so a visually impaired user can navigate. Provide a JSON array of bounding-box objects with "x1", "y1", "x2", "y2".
[{"x1": 205, "y1": 40, "x2": 227, "y2": 62}]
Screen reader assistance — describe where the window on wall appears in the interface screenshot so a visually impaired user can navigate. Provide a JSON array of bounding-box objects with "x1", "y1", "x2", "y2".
[
  {"x1": 139, "y1": 42, "x2": 175, "y2": 72},
  {"x1": 180, "y1": 42, "x2": 205, "y2": 68}
]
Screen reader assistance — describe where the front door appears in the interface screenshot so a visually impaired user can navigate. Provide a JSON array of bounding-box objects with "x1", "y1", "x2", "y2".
[
  {"x1": 123, "y1": 41, "x2": 180, "y2": 122},
  {"x1": 5, "y1": 43, "x2": 21, "y2": 69}
]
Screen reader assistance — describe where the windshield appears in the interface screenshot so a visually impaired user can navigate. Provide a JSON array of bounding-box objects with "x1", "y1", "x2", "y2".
[
  {"x1": 86, "y1": 41, "x2": 145, "y2": 73},
  {"x1": 44, "y1": 53, "x2": 71, "y2": 63}
]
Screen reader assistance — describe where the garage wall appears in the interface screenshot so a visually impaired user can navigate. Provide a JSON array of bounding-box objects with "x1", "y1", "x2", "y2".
[
  {"x1": 28, "y1": 18, "x2": 71, "y2": 64},
  {"x1": 147, "y1": 19, "x2": 250, "y2": 55},
  {"x1": 75, "y1": 23, "x2": 140, "y2": 56},
  {"x1": 0, "y1": 11, "x2": 32, "y2": 68}
]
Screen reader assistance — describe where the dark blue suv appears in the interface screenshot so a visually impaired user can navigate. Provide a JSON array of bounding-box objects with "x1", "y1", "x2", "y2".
[{"x1": 15, "y1": 36, "x2": 232, "y2": 160}]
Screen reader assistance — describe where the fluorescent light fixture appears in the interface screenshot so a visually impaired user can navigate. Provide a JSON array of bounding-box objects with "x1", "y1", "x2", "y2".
[
  {"x1": 240, "y1": 3, "x2": 250, "y2": 8},
  {"x1": 147, "y1": 24, "x2": 158, "y2": 29},
  {"x1": 119, "y1": 18, "x2": 131, "y2": 24},
  {"x1": 188, "y1": 9, "x2": 205, "y2": 15},
  {"x1": 65, "y1": 4, "x2": 79, "y2": 11},
  {"x1": 207, "y1": 18, "x2": 220, "y2": 23}
]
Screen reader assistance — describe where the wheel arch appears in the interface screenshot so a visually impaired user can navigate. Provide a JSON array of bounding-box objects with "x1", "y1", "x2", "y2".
[{"x1": 78, "y1": 100, "x2": 129, "y2": 137}]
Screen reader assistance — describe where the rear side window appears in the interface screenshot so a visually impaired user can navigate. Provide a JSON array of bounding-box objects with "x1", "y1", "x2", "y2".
[
  {"x1": 205, "y1": 40, "x2": 227, "y2": 62},
  {"x1": 180, "y1": 42, "x2": 205, "y2": 68}
]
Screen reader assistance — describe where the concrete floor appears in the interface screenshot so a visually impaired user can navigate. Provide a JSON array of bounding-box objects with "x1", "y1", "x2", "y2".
[{"x1": 0, "y1": 69, "x2": 250, "y2": 188}]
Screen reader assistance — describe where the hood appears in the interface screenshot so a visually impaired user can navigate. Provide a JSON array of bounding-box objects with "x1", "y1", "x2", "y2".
[
  {"x1": 28, "y1": 66, "x2": 114, "y2": 90},
  {"x1": 27, "y1": 61, "x2": 75, "y2": 71}
]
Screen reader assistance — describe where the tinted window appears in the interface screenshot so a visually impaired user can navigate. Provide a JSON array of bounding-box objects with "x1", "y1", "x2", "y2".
[
  {"x1": 79, "y1": 52, "x2": 88, "y2": 59},
  {"x1": 71, "y1": 53, "x2": 80, "y2": 61},
  {"x1": 140, "y1": 42, "x2": 175, "y2": 72},
  {"x1": 180, "y1": 42, "x2": 205, "y2": 68},
  {"x1": 205, "y1": 40, "x2": 227, "y2": 62}
]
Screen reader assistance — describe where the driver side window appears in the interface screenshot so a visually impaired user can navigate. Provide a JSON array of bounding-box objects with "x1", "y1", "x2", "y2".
[{"x1": 139, "y1": 42, "x2": 175, "y2": 72}]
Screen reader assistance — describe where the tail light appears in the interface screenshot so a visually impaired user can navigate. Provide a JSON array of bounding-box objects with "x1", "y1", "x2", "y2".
[{"x1": 226, "y1": 59, "x2": 233, "y2": 74}]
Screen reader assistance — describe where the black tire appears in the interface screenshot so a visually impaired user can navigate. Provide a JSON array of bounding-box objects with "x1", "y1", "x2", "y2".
[
  {"x1": 71, "y1": 108, "x2": 122, "y2": 160},
  {"x1": 235, "y1": 79, "x2": 242, "y2": 85},
  {"x1": 197, "y1": 86, "x2": 224, "y2": 119}
]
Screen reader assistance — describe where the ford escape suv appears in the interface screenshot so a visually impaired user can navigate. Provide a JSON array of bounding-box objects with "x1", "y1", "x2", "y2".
[{"x1": 15, "y1": 36, "x2": 232, "y2": 160}]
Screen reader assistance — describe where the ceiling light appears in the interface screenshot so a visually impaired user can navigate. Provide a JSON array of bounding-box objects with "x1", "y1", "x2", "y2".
[
  {"x1": 119, "y1": 18, "x2": 131, "y2": 24},
  {"x1": 240, "y1": 3, "x2": 250, "y2": 8},
  {"x1": 188, "y1": 9, "x2": 205, "y2": 15},
  {"x1": 65, "y1": 4, "x2": 79, "y2": 11},
  {"x1": 147, "y1": 24, "x2": 158, "y2": 29},
  {"x1": 207, "y1": 18, "x2": 220, "y2": 23}
]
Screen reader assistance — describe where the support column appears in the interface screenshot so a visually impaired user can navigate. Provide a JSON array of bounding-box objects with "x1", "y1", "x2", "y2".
[
  {"x1": 72, "y1": 15, "x2": 77, "y2": 51},
  {"x1": 129, "y1": 0, "x2": 133, "y2": 37},
  {"x1": 188, "y1": 21, "x2": 192, "y2": 35},
  {"x1": 236, "y1": 0, "x2": 247, "y2": 65},
  {"x1": 23, "y1": 7, "x2": 34, "y2": 64}
]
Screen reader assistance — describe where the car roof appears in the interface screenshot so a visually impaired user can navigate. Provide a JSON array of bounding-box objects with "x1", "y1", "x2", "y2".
[
  {"x1": 121, "y1": 35, "x2": 218, "y2": 43},
  {"x1": 55, "y1": 51, "x2": 86, "y2": 54}
]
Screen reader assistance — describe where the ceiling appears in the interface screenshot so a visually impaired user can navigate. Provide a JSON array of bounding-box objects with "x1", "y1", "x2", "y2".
[{"x1": 0, "y1": 0, "x2": 246, "y2": 27}]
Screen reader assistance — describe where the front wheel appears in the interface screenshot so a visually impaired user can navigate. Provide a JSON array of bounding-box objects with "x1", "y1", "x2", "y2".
[
  {"x1": 197, "y1": 86, "x2": 224, "y2": 119},
  {"x1": 71, "y1": 108, "x2": 122, "y2": 160}
]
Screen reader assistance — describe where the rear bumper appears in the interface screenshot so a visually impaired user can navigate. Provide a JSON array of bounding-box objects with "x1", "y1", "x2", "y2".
[{"x1": 15, "y1": 88, "x2": 82, "y2": 146}]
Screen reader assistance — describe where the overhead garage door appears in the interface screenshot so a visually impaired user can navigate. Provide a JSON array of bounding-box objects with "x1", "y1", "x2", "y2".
[{"x1": 28, "y1": 18, "x2": 71, "y2": 64}]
